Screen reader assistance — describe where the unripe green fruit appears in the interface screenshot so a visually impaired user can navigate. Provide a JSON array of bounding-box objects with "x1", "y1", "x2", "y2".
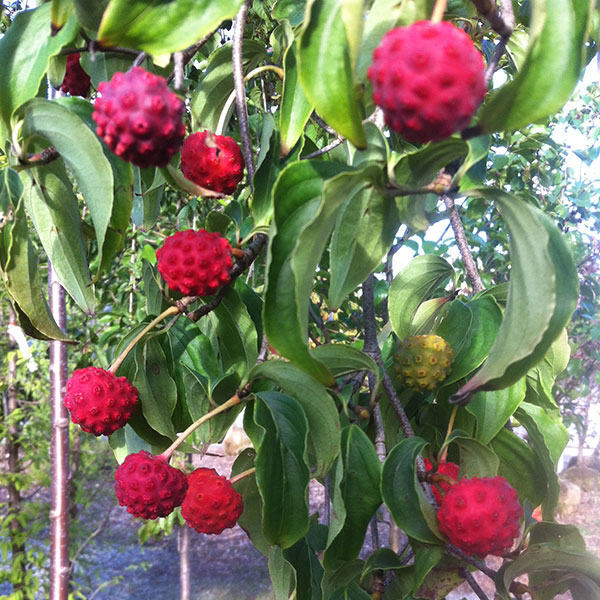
[{"x1": 394, "y1": 334, "x2": 454, "y2": 391}]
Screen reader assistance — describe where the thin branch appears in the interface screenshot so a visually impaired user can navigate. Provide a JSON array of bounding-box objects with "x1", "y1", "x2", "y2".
[
  {"x1": 484, "y1": 37, "x2": 509, "y2": 85},
  {"x1": 311, "y1": 112, "x2": 339, "y2": 136},
  {"x1": 309, "y1": 303, "x2": 331, "y2": 344},
  {"x1": 302, "y1": 137, "x2": 345, "y2": 160},
  {"x1": 69, "y1": 505, "x2": 114, "y2": 576},
  {"x1": 232, "y1": 1, "x2": 256, "y2": 183},
  {"x1": 130, "y1": 52, "x2": 148, "y2": 69},
  {"x1": 166, "y1": 28, "x2": 219, "y2": 85},
  {"x1": 446, "y1": 544, "x2": 497, "y2": 580},
  {"x1": 460, "y1": 568, "x2": 490, "y2": 600},
  {"x1": 469, "y1": 0, "x2": 514, "y2": 37},
  {"x1": 443, "y1": 195, "x2": 484, "y2": 293}
]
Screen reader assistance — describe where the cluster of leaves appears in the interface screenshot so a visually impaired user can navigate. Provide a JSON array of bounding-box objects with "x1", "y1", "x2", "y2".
[{"x1": 1, "y1": 1, "x2": 600, "y2": 599}]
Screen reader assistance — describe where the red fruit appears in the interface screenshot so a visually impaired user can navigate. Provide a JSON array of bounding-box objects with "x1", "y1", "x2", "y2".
[
  {"x1": 64, "y1": 367, "x2": 138, "y2": 436},
  {"x1": 114, "y1": 451, "x2": 188, "y2": 520},
  {"x1": 180, "y1": 130, "x2": 245, "y2": 195},
  {"x1": 60, "y1": 53, "x2": 91, "y2": 97},
  {"x1": 181, "y1": 468, "x2": 243, "y2": 534},
  {"x1": 156, "y1": 229, "x2": 233, "y2": 297},
  {"x1": 92, "y1": 66, "x2": 185, "y2": 168},
  {"x1": 424, "y1": 458, "x2": 459, "y2": 503},
  {"x1": 437, "y1": 476, "x2": 523, "y2": 557},
  {"x1": 367, "y1": 20, "x2": 486, "y2": 143}
]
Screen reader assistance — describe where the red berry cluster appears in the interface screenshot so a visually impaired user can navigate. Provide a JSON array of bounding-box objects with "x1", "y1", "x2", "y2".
[
  {"x1": 60, "y1": 53, "x2": 91, "y2": 97},
  {"x1": 437, "y1": 476, "x2": 523, "y2": 556},
  {"x1": 368, "y1": 20, "x2": 486, "y2": 143},
  {"x1": 63, "y1": 367, "x2": 138, "y2": 436},
  {"x1": 180, "y1": 130, "x2": 245, "y2": 195},
  {"x1": 181, "y1": 468, "x2": 243, "y2": 534},
  {"x1": 424, "y1": 458, "x2": 459, "y2": 504},
  {"x1": 156, "y1": 229, "x2": 233, "y2": 297},
  {"x1": 93, "y1": 67, "x2": 185, "y2": 168},
  {"x1": 114, "y1": 451, "x2": 188, "y2": 520}
]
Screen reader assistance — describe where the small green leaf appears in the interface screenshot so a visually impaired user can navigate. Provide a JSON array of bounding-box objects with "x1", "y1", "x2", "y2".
[
  {"x1": 97, "y1": 0, "x2": 244, "y2": 55},
  {"x1": 268, "y1": 547, "x2": 297, "y2": 600},
  {"x1": 273, "y1": 0, "x2": 308, "y2": 26},
  {"x1": 283, "y1": 529, "x2": 326, "y2": 600},
  {"x1": 451, "y1": 434, "x2": 499, "y2": 478},
  {"x1": 311, "y1": 344, "x2": 379, "y2": 384},
  {"x1": 389, "y1": 255, "x2": 455, "y2": 340},
  {"x1": 245, "y1": 392, "x2": 310, "y2": 548},
  {"x1": 51, "y1": 0, "x2": 73, "y2": 30},
  {"x1": 298, "y1": 0, "x2": 366, "y2": 148},
  {"x1": 361, "y1": 548, "x2": 405, "y2": 581},
  {"x1": 381, "y1": 437, "x2": 441, "y2": 544},
  {"x1": 73, "y1": 0, "x2": 110, "y2": 31}
]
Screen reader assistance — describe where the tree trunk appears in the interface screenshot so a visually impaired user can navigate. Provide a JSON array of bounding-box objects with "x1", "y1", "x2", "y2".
[
  {"x1": 49, "y1": 262, "x2": 70, "y2": 600},
  {"x1": 179, "y1": 520, "x2": 190, "y2": 600},
  {"x1": 6, "y1": 303, "x2": 26, "y2": 594}
]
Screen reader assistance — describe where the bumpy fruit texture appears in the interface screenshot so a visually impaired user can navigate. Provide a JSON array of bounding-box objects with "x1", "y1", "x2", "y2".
[
  {"x1": 92, "y1": 67, "x2": 185, "y2": 168},
  {"x1": 180, "y1": 130, "x2": 245, "y2": 195},
  {"x1": 60, "y1": 53, "x2": 91, "y2": 97},
  {"x1": 64, "y1": 367, "x2": 138, "y2": 436},
  {"x1": 424, "y1": 458, "x2": 459, "y2": 504},
  {"x1": 367, "y1": 20, "x2": 486, "y2": 143},
  {"x1": 181, "y1": 468, "x2": 243, "y2": 534},
  {"x1": 114, "y1": 451, "x2": 188, "y2": 520},
  {"x1": 437, "y1": 476, "x2": 523, "y2": 556},
  {"x1": 394, "y1": 334, "x2": 454, "y2": 391},
  {"x1": 156, "y1": 229, "x2": 233, "y2": 297}
]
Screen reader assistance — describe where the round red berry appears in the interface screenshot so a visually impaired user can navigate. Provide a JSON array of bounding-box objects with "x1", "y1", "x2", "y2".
[
  {"x1": 92, "y1": 66, "x2": 185, "y2": 168},
  {"x1": 181, "y1": 468, "x2": 243, "y2": 534},
  {"x1": 424, "y1": 458, "x2": 459, "y2": 504},
  {"x1": 60, "y1": 53, "x2": 91, "y2": 97},
  {"x1": 437, "y1": 476, "x2": 523, "y2": 557},
  {"x1": 156, "y1": 229, "x2": 233, "y2": 297},
  {"x1": 114, "y1": 451, "x2": 188, "y2": 520},
  {"x1": 63, "y1": 367, "x2": 138, "y2": 436},
  {"x1": 367, "y1": 20, "x2": 486, "y2": 143},
  {"x1": 180, "y1": 130, "x2": 245, "y2": 195}
]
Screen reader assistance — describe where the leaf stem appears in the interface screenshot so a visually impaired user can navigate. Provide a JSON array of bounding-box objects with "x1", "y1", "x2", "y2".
[
  {"x1": 430, "y1": 0, "x2": 448, "y2": 23},
  {"x1": 440, "y1": 405, "x2": 458, "y2": 461},
  {"x1": 230, "y1": 467, "x2": 256, "y2": 485},
  {"x1": 108, "y1": 305, "x2": 180, "y2": 374},
  {"x1": 159, "y1": 395, "x2": 243, "y2": 461}
]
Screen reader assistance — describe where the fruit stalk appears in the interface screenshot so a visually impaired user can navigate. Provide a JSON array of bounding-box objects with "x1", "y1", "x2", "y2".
[
  {"x1": 108, "y1": 305, "x2": 180, "y2": 374},
  {"x1": 230, "y1": 467, "x2": 256, "y2": 485},
  {"x1": 430, "y1": 0, "x2": 448, "y2": 23},
  {"x1": 159, "y1": 394, "x2": 243, "y2": 460},
  {"x1": 440, "y1": 404, "x2": 459, "y2": 461}
]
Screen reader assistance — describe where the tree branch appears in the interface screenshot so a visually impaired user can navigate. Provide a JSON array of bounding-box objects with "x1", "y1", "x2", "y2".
[
  {"x1": 469, "y1": 0, "x2": 514, "y2": 37},
  {"x1": 446, "y1": 544, "x2": 497, "y2": 580},
  {"x1": 302, "y1": 137, "x2": 345, "y2": 160},
  {"x1": 460, "y1": 568, "x2": 491, "y2": 600}
]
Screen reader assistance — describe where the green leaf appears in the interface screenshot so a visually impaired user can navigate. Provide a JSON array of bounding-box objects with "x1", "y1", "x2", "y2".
[
  {"x1": 490, "y1": 428, "x2": 547, "y2": 507},
  {"x1": 283, "y1": 529, "x2": 326, "y2": 600},
  {"x1": 329, "y1": 584, "x2": 372, "y2": 600},
  {"x1": 191, "y1": 41, "x2": 268, "y2": 133},
  {"x1": 311, "y1": 344, "x2": 379, "y2": 384},
  {"x1": 451, "y1": 189, "x2": 578, "y2": 403},
  {"x1": 340, "y1": 0, "x2": 366, "y2": 74},
  {"x1": 4, "y1": 195, "x2": 71, "y2": 342},
  {"x1": 389, "y1": 255, "x2": 455, "y2": 340},
  {"x1": 324, "y1": 425, "x2": 382, "y2": 570},
  {"x1": 451, "y1": 434, "x2": 499, "y2": 478},
  {"x1": 456, "y1": 135, "x2": 491, "y2": 192},
  {"x1": 328, "y1": 173, "x2": 399, "y2": 309},
  {"x1": 142, "y1": 260, "x2": 169, "y2": 317},
  {"x1": 21, "y1": 166, "x2": 96, "y2": 313},
  {"x1": 361, "y1": 548, "x2": 405, "y2": 580},
  {"x1": 20, "y1": 98, "x2": 114, "y2": 272},
  {"x1": 97, "y1": 0, "x2": 243, "y2": 55},
  {"x1": 298, "y1": 0, "x2": 366, "y2": 148},
  {"x1": 264, "y1": 160, "x2": 357, "y2": 385},
  {"x1": 480, "y1": 0, "x2": 593, "y2": 132},
  {"x1": 248, "y1": 361, "x2": 341, "y2": 478},
  {"x1": 133, "y1": 167, "x2": 163, "y2": 232},
  {"x1": 245, "y1": 392, "x2": 310, "y2": 548},
  {"x1": 73, "y1": 0, "x2": 110, "y2": 31},
  {"x1": 268, "y1": 547, "x2": 297, "y2": 600},
  {"x1": 232, "y1": 448, "x2": 271, "y2": 556},
  {"x1": 381, "y1": 437, "x2": 441, "y2": 544},
  {"x1": 280, "y1": 40, "x2": 314, "y2": 157},
  {"x1": 273, "y1": 0, "x2": 308, "y2": 26},
  {"x1": 0, "y1": 4, "x2": 78, "y2": 148},
  {"x1": 51, "y1": 0, "x2": 73, "y2": 30},
  {"x1": 466, "y1": 378, "x2": 527, "y2": 445},
  {"x1": 252, "y1": 117, "x2": 281, "y2": 227}
]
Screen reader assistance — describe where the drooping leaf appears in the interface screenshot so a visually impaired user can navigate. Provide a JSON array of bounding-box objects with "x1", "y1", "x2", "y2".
[
  {"x1": 298, "y1": 0, "x2": 366, "y2": 148},
  {"x1": 323, "y1": 425, "x2": 382, "y2": 570},
  {"x1": 245, "y1": 392, "x2": 310, "y2": 548},
  {"x1": 449, "y1": 434, "x2": 499, "y2": 478},
  {"x1": 284, "y1": 528, "x2": 326, "y2": 600},
  {"x1": 389, "y1": 255, "x2": 455, "y2": 340},
  {"x1": 480, "y1": 0, "x2": 593, "y2": 132},
  {"x1": 310, "y1": 344, "x2": 379, "y2": 384},
  {"x1": 51, "y1": 0, "x2": 73, "y2": 31},
  {"x1": 97, "y1": 0, "x2": 243, "y2": 55},
  {"x1": 248, "y1": 361, "x2": 341, "y2": 478},
  {"x1": 451, "y1": 189, "x2": 578, "y2": 403},
  {"x1": 268, "y1": 547, "x2": 297, "y2": 600}
]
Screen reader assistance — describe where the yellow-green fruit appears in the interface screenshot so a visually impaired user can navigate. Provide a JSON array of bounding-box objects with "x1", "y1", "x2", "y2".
[{"x1": 394, "y1": 334, "x2": 454, "y2": 391}]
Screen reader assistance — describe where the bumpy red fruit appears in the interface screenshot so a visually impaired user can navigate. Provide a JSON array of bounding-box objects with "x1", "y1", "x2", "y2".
[
  {"x1": 156, "y1": 229, "x2": 233, "y2": 297},
  {"x1": 437, "y1": 476, "x2": 523, "y2": 557},
  {"x1": 92, "y1": 66, "x2": 185, "y2": 168},
  {"x1": 424, "y1": 458, "x2": 459, "y2": 504},
  {"x1": 114, "y1": 451, "x2": 188, "y2": 520},
  {"x1": 64, "y1": 367, "x2": 138, "y2": 436},
  {"x1": 367, "y1": 20, "x2": 486, "y2": 143},
  {"x1": 180, "y1": 130, "x2": 245, "y2": 195},
  {"x1": 60, "y1": 53, "x2": 91, "y2": 97},
  {"x1": 181, "y1": 468, "x2": 243, "y2": 534}
]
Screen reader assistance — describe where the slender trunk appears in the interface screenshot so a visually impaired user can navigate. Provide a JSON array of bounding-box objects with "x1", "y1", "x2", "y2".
[
  {"x1": 49, "y1": 262, "x2": 70, "y2": 600},
  {"x1": 6, "y1": 304, "x2": 26, "y2": 594},
  {"x1": 179, "y1": 521, "x2": 190, "y2": 600},
  {"x1": 577, "y1": 400, "x2": 591, "y2": 465}
]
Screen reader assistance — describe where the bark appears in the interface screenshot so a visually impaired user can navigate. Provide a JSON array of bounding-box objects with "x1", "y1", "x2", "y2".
[{"x1": 179, "y1": 521, "x2": 190, "y2": 600}]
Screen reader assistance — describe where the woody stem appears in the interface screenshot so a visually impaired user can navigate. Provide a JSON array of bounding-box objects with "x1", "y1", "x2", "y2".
[{"x1": 230, "y1": 467, "x2": 256, "y2": 485}]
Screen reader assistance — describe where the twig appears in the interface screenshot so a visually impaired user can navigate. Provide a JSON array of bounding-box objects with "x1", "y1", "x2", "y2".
[
  {"x1": 311, "y1": 112, "x2": 339, "y2": 136},
  {"x1": 173, "y1": 52, "x2": 184, "y2": 90},
  {"x1": 302, "y1": 137, "x2": 345, "y2": 160},
  {"x1": 460, "y1": 568, "x2": 490, "y2": 600},
  {"x1": 469, "y1": 0, "x2": 514, "y2": 37},
  {"x1": 166, "y1": 29, "x2": 219, "y2": 85},
  {"x1": 309, "y1": 303, "x2": 331, "y2": 344},
  {"x1": 372, "y1": 404, "x2": 387, "y2": 463},
  {"x1": 443, "y1": 195, "x2": 484, "y2": 293},
  {"x1": 130, "y1": 52, "x2": 148, "y2": 69},
  {"x1": 484, "y1": 37, "x2": 509, "y2": 85},
  {"x1": 69, "y1": 505, "x2": 115, "y2": 575},
  {"x1": 232, "y1": 1, "x2": 256, "y2": 183},
  {"x1": 16, "y1": 146, "x2": 60, "y2": 169},
  {"x1": 446, "y1": 544, "x2": 497, "y2": 580}
]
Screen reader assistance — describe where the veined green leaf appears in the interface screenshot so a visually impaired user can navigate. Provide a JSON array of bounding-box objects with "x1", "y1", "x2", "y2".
[{"x1": 51, "y1": 0, "x2": 73, "y2": 30}]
